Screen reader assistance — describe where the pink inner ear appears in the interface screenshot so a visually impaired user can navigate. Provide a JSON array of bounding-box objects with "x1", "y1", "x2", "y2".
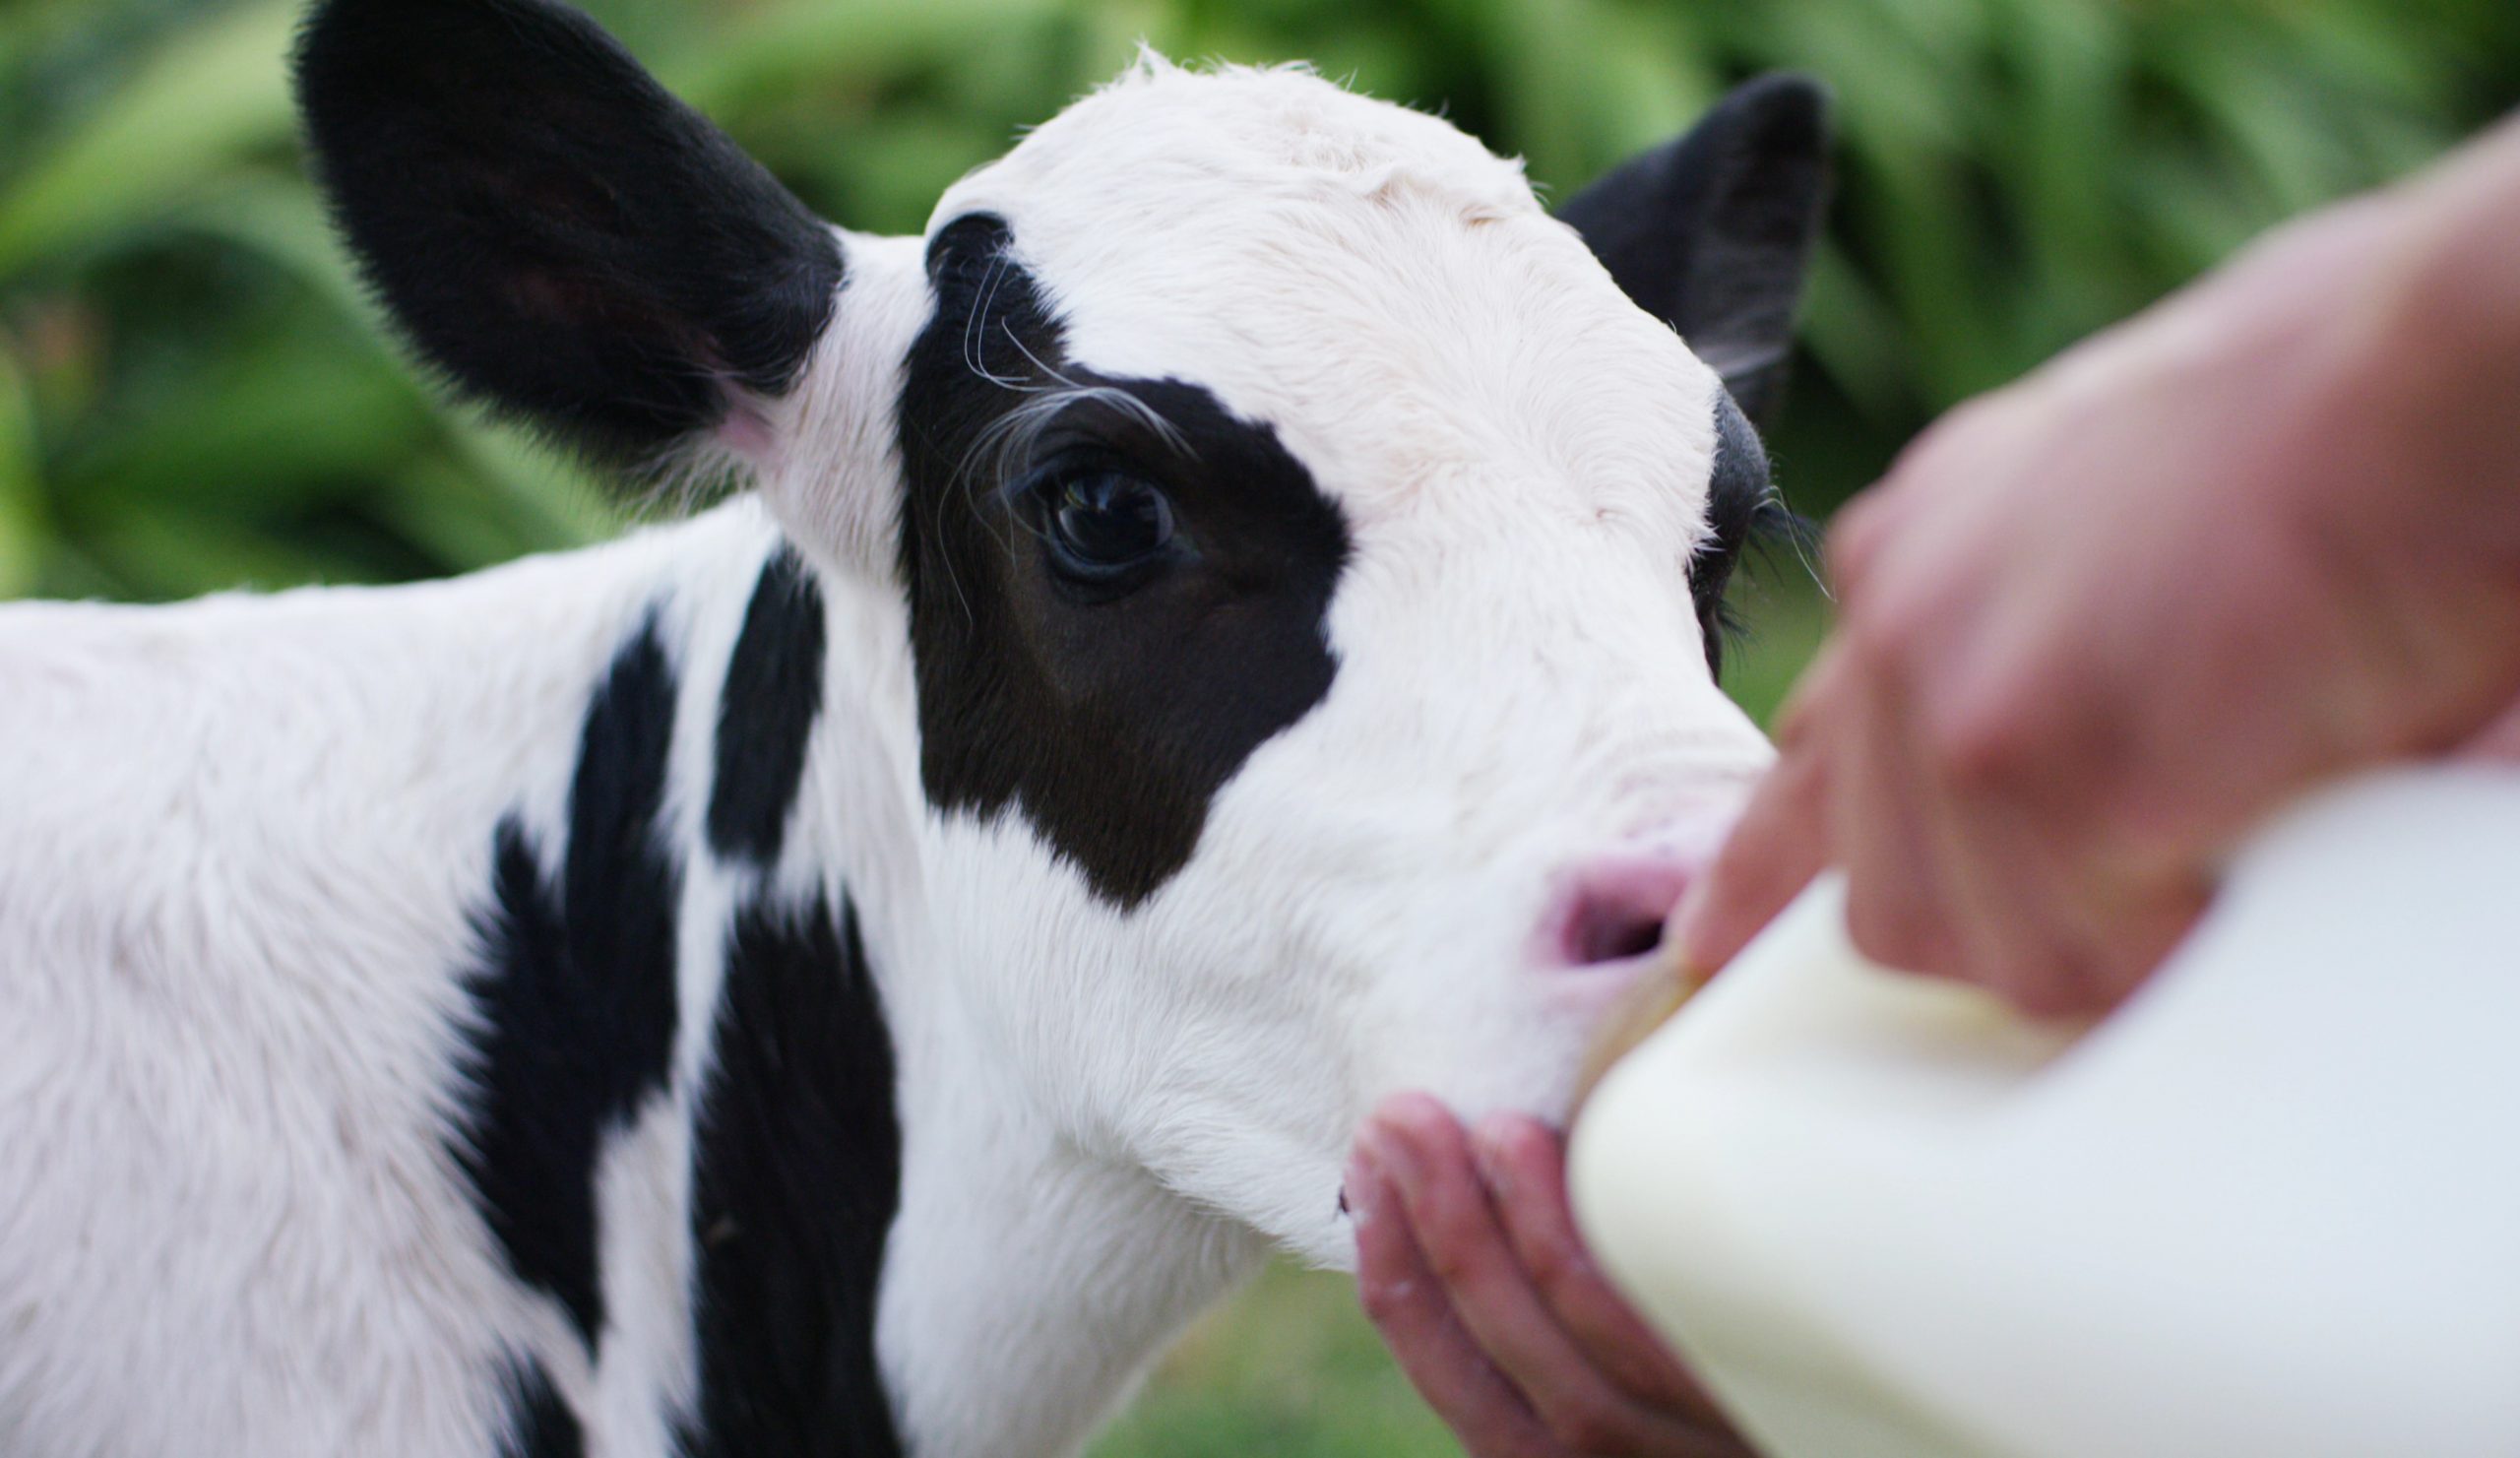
[{"x1": 715, "y1": 391, "x2": 779, "y2": 466}]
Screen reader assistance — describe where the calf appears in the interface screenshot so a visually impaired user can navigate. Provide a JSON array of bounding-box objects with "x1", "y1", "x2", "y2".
[{"x1": 0, "y1": 1, "x2": 1827, "y2": 1453}]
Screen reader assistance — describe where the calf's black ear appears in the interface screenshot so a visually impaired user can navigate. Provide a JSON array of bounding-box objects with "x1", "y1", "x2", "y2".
[
  {"x1": 1557, "y1": 74, "x2": 1832, "y2": 428},
  {"x1": 293, "y1": 0, "x2": 843, "y2": 472}
]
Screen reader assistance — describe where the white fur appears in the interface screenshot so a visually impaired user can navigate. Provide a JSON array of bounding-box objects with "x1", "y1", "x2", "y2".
[{"x1": 0, "y1": 60, "x2": 1772, "y2": 1458}]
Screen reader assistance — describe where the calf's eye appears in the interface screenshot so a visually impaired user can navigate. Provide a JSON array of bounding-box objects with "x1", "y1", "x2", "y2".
[{"x1": 1042, "y1": 471, "x2": 1177, "y2": 584}]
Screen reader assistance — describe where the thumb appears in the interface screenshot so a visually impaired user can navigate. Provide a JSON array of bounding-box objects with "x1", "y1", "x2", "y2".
[{"x1": 1672, "y1": 746, "x2": 1829, "y2": 974}]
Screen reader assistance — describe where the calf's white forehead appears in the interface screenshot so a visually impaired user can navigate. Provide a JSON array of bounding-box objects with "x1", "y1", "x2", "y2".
[{"x1": 931, "y1": 58, "x2": 1727, "y2": 537}]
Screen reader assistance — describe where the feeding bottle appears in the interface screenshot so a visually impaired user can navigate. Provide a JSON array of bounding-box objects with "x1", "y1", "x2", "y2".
[{"x1": 1569, "y1": 767, "x2": 2520, "y2": 1458}]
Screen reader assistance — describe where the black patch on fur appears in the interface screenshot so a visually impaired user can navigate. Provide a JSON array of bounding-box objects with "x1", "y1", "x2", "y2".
[
  {"x1": 499, "y1": 1355, "x2": 585, "y2": 1458},
  {"x1": 680, "y1": 893, "x2": 903, "y2": 1458},
  {"x1": 457, "y1": 620, "x2": 682, "y2": 1353},
  {"x1": 1692, "y1": 391, "x2": 1780, "y2": 677},
  {"x1": 895, "y1": 214, "x2": 1353, "y2": 907},
  {"x1": 292, "y1": 0, "x2": 844, "y2": 468},
  {"x1": 1556, "y1": 73, "x2": 1832, "y2": 428},
  {"x1": 709, "y1": 546, "x2": 828, "y2": 865}
]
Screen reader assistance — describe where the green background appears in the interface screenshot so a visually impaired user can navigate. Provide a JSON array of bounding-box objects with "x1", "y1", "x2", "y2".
[{"x1": 2, "y1": 0, "x2": 2509, "y2": 1450}]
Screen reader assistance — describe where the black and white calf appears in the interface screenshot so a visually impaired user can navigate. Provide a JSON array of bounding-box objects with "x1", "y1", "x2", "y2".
[{"x1": 0, "y1": 1, "x2": 1828, "y2": 1453}]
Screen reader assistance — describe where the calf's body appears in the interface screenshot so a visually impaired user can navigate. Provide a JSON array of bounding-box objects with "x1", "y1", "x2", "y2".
[
  {"x1": 1, "y1": 501, "x2": 1254, "y2": 1455},
  {"x1": 0, "y1": 1, "x2": 1831, "y2": 1451}
]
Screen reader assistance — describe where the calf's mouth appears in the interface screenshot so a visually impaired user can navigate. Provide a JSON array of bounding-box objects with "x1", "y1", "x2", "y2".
[{"x1": 1571, "y1": 944, "x2": 1708, "y2": 1111}]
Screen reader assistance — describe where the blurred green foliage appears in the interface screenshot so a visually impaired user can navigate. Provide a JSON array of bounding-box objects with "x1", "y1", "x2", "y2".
[{"x1": 0, "y1": 1, "x2": 2510, "y2": 1451}]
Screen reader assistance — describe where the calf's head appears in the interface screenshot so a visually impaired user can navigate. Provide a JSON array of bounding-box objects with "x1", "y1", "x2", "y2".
[{"x1": 298, "y1": 0, "x2": 1828, "y2": 1265}]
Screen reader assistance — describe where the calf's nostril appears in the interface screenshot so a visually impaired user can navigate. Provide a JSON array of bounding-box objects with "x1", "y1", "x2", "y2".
[
  {"x1": 1572, "y1": 899, "x2": 1668, "y2": 966},
  {"x1": 1543, "y1": 855, "x2": 1700, "y2": 970}
]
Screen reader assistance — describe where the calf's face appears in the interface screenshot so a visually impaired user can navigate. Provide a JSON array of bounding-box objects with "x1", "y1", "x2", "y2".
[{"x1": 298, "y1": 1, "x2": 1827, "y2": 1266}]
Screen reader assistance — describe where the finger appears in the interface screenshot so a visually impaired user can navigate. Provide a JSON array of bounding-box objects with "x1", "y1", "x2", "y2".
[
  {"x1": 1351, "y1": 1137, "x2": 1560, "y2": 1458},
  {"x1": 1925, "y1": 729, "x2": 2205, "y2": 1017},
  {"x1": 1670, "y1": 730, "x2": 1830, "y2": 974},
  {"x1": 1767, "y1": 636, "x2": 1845, "y2": 752},
  {"x1": 1825, "y1": 392, "x2": 2021, "y2": 603},
  {"x1": 1868, "y1": 695, "x2": 2159, "y2": 1015},
  {"x1": 2054, "y1": 867, "x2": 2209, "y2": 1017},
  {"x1": 1844, "y1": 655, "x2": 1955, "y2": 977},
  {"x1": 1371, "y1": 1097, "x2": 1738, "y2": 1456},
  {"x1": 1925, "y1": 665, "x2": 2195, "y2": 1015},
  {"x1": 1920, "y1": 758, "x2": 2109, "y2": 1010},
  {"x1": 1472, "y1": 1113, "x2": 1736, "y2": 1431},
  {"x1": 1822, "y1": 486, "x2": 1909, "y2": 603}
]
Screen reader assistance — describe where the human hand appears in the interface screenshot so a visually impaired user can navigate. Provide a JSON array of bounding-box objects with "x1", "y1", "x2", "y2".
[
  {"x1": 1348, "y1": 1093, "x2": 1753, "y2": 1457},
  {"x1": 1672, "y1": 119, "x2": 2520, "y2": 1016}
]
